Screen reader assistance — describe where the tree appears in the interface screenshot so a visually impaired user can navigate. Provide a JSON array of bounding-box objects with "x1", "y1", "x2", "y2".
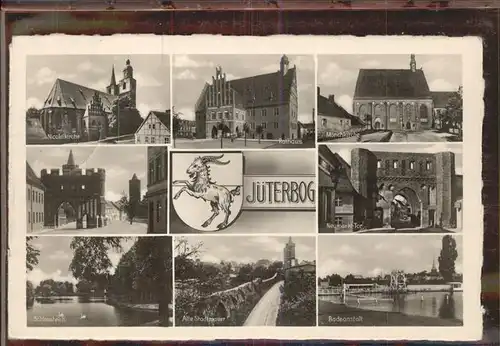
[
  {"x1": 328, "y1": 274, "x2": 344, "y2": 287},
  {"x1": 443, "y1": 86, "x2": 463, "y2": 136},
  {"x1": 243, "y1": 122, "x2": 250, "y2": 147},
  {"x1": 26, "y1": 237, "x2": 40, "y2": 272},
  {"x1": 172, "y1": 109, "x2": 182, "y2": 146},
  {"x1": 255, "y1": 125, "x2": 263, "y2": 144},
  {"x1": 69, "y1": 237, "x2": 125, "y2": 284},
  {"x1": 174, "y1": 237, "x2": 203, "y2": 280},
  {"x1": 26, "y1": 107, "x2": 40, "y2": 119},
  {"x1": 438, "y1": 235, "x2": 458, "y2": 282}
]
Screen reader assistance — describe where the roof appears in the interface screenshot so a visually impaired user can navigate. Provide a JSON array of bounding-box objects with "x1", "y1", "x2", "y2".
[
  {"x1": 105, "y1": 200, "x2": 121, "y2": 210},
  {"x1": 298, "y1": 122, "x2": 315, "y2": 129},
  {"x1": 318, "y1": 94, "x2": 352, "y2": 120},
  {"x1": 136, "y1": 110, "x2": 171, "y2": 133},
  {"x1": 26, "y1": 162, "x2": 45, "y2": 190},
  {"x1": 196, "y1": 67, "x2": 297, "y2": 110},
  {"x1": 354, "y1": 69, "x2": 431, "y2": 99},
  {"x1": 431, "y1": 91, "x2": 455, "y2": 108},
  {"x1": 42, "y1": 78, "x2": 117, "y2": 112}
]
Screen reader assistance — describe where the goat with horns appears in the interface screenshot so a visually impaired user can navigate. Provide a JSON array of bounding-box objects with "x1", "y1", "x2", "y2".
[{"x1": 173, "y1": 154, "x2": 241, "y2": 230}]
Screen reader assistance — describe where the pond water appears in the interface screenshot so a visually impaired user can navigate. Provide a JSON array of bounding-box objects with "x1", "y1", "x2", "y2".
[
  {"x1": 321, "y1": 291, "x2": 463, "y2": 321},
  {"x1": 27, "y1": 296, "x2": 158, "y2": 327}
]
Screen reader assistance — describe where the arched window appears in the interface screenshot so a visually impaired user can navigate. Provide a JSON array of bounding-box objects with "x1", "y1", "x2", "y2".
[
  {"x1": 420, "y1": 104, "x2": 429, "y2": 124},
  {"x1": 389, "y1": 104, "x2": 398, "y2": 124}
]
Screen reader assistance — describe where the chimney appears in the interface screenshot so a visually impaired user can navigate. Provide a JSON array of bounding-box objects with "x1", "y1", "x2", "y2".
[
  {"x1": 328, "y1": 94, "x2": 335, "y2": 104},
  {"x1": 317, "y1": 86, "x2": 320, "y2": 96}
]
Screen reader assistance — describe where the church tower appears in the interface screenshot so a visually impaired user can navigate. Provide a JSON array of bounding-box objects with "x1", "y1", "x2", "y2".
[
  {"x1": 280, "y1": 54, "x2": 290, "y2": 76},
  {"x1": 62, "y1": 150, "x2": 78, "y2": 175},
  {"x1": 106, "y1": 65, "x2": 119, "y2": 95},
  {"x1": 117, "y1": 59, "x2": 137, "y2": 108},
  {"x1": 283, "y1": 236, "x2": 296, "y2": 269},
  {"x1": 410, "y1": 54, "x2": 417, "y2": 72},
  {"x1": 129, "y1": 173, "x2": 141, "y2": 205}
]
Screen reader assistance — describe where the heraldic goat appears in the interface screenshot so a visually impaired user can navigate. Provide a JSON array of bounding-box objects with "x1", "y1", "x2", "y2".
[{"x1": 173, "y1": 154, "x2": 241, "y2": 229}]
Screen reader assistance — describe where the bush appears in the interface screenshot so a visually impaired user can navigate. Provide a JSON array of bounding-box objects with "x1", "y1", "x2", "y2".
[{"x1": 277, "y1": 270, "x2": 316, "y2": 326}]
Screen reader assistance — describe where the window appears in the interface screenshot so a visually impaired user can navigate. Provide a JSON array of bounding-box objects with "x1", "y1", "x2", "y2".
[
  {"x1": 393, "y1": 160, "x2": 398, "y2": 168},
  {"x1": 322, "y1": 119, "x2": 327, "y2": 128},
  {"x1": 151, "y1": 137, "x2": 156, "y2": 143},
  {"x1": 262, "y1": 122, "x2": 267, "y2": 129},
  {"x1": 152, "y1": 124, "x2": 156, "y2": 130},
  {"x1": 27, "y1": 188, "x2": 30, "y2": 201},
  {"x1": 262, "y1": 109, "x2": 267, "y2": 117},
  {"x1": 224, "y1": 111, "x2": 229, "y2": 119},
  {"x1": 211, "y1": 112, "x2": 216, "y2": 120},
  {"x1": 32, "y1": 191, "x2": 35, "y2": 200},
  {"x1": 274, "y1": 122, "x2": 279, "y2": 129},
  {"x1": 28, "y1": 212, "x2": 30, "y2": 223},
  {"x1": 426, "y1": 161, "x2": 432, "y2": 170},
  {"x1": 123, "y1": 82, "x2": 126, "y2": 89},
  {"x1": 217, "y1": 112, "x2": 222, "y2": 120},
  {"x1": 377, "y1": 160, "x2": 381, "y2": 168},
  {"x1": 148, "y1": 124, "x2": 152, "y2": 129},
  {"x1": 148, "y1": 161, "x2": 155, "y2": 183},
  {"x1": 81, "y1": 185, "x2": 86, "y2": 190},
  {"x1": 145, "y1": 137, "x2": 149, "y2": 143},
  {"x1": 334, "y1": 217, "x2": 343, "y2": 227},
  {"x1": 335, "y1": 197, "x2": 342, "y2": 207},
  {"x1": 156, "y1": 202, "x2": 160, "y2": 223},
  {"x1": 164, "y1": 137, "x2": 168, "y2": 143},
  {"x1": 274, "y1": 107, "x2": 279, "y2": 116},
  {"x1": 410, "y1": 161, "x2": 415, "y2": 169},
  {"x1": 61, "y1": 185, "x2": 64, "y2": 191},
  {"x1": 136, "y1": 137, "x2": 141, "y2": 143},
  {"x1": 385, "y1": 160, "x2": 390, "y2": 170}
]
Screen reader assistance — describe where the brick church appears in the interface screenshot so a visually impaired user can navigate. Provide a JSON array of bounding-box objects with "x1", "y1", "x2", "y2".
[
  {"x1": 352, "y1": 55, "x2": 446, "y2": 131},
  {"x1": 38, "y1": 59, "x2": 143, "y2": 141},
  {"x1": 193, "y1": 55, "x2": 299, "y2": 140}
]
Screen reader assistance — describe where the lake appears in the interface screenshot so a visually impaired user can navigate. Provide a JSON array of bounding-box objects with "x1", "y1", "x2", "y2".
[
  {"x1": 27, "y1": 296, "x2": 159, "y2": 327},
  {"x1": 320, "y1": 291, "x2": 463, "y2": 321}
]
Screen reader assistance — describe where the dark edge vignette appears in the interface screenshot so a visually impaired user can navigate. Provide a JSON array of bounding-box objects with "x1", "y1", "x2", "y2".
[{"x1": 3, "y1": 7, "x2": 500, "y2": 344}]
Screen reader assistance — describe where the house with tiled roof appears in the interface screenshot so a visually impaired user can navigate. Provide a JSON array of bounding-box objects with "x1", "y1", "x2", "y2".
[
  {"x1": 36, "y1": 59, "x2": 143, "y2": 142},
  {"x1": 317, "y1": 87, "x2": 364, "y2": 136},
  {"x1": 194, "y1": 55, "x2": 299, "y2": 140},
  {"x1": 318, "y1": 146, "x2": 370, "y2": 233},
  {"x1": 135, "y1": 110, "x2": 171, "y2": 144},
  {"x1": 352, "y1": 55, "x2": 434, "y2": 131},
  {"x1": 26, "y1": 162, "x2": 46, "y2": 233}
]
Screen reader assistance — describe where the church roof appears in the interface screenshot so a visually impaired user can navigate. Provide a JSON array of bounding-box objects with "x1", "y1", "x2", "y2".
[
  {"x1": 318, "y1": 94, "x2": 351, "y2": 120},
  {"x1": 66, "y1": 150, "x2": 75, "y2": 166},
  {"x1": 26, "y1": 162, "x2": 45, "y2": 190},
  {"x1": 42, "y1": 78, "x2": 118, "y2": 112},
  {"x1": 354, "y1": 69, "x2": 432, "y2": 99},
  {"x1": 196, "y1": 67, "x2": 297, "y2": 111},
  {"x1": 431, "y1": 91, "x2": 455, "y2": 108}
]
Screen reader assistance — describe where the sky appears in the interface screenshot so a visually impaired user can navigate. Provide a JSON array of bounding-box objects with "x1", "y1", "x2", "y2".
[
  {"x1": 26, "y1": 54, "x2": 170, "y2": 118},
  {"x1": 27, "y1": 236, "x2": 135, "y2": 286},
  {"x1": 318, "y1": 235, "x2": 463, "y2": 278},
  {"x1": 175, "y1": 236, "x2": 316, "y2": 265},
  {"x1": 324, "y1": 143, "x2": 463, "y2": 175},
  {"x1": 172, "y1": 54, "x2": 315, "y2": 123},
  {"x1": 317, "y1": 54, "x2": 463, "y2": 114},
  {"x1": 27, "y1": 146, "x2": 148, "y2": 202}
]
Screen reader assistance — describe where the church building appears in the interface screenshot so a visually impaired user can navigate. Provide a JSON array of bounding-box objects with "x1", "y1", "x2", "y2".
[
  {"x1": 353, "y1": 55, "x2": 435, "y2": 131},
  {"x1": 193, "y1": 55, "x2": 299, "y2": 140},
  {"x1": 38, "y1": 59, "x2": 143, "y2": 141}
]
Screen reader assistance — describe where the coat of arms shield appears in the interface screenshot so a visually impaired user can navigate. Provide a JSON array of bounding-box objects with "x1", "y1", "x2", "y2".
[{"x1": 171, "y1": 152, "x2": 244, "y2": 232}]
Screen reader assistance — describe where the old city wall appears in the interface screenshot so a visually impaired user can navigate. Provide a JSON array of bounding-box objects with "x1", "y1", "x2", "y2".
[
  {"x1": 193, "y1": 273, "x2": 280, "y2": 326},
  {"x1": 41, "y1": 168, "x2": 105, "y2": 227}
]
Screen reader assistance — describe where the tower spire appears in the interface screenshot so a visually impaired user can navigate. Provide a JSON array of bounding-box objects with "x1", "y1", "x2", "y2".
[
  {"x1": 67, "y1": 150, "x2": 75, "y2": 166},
  {"x1": 110, "y1": 65, "x2": 116, "y2": 85},
  {"x1": 410, "y1": 54, "x2": 416, "y2": 72}
]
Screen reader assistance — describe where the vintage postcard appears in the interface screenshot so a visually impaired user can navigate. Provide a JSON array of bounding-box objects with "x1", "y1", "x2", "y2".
[{"x1": 8, "y1": 35, "x2": 483, "y2": 341}]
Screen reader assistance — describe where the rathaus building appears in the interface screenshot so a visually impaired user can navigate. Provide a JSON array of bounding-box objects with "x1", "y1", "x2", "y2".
[{"x1": 193, "y1": 55, "x2": 299, "y2": 140}]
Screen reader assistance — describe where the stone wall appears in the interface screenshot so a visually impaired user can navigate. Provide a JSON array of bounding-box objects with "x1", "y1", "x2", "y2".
[{"x1": 176, "y1": 273, "x2": 280, "y2": 326}]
